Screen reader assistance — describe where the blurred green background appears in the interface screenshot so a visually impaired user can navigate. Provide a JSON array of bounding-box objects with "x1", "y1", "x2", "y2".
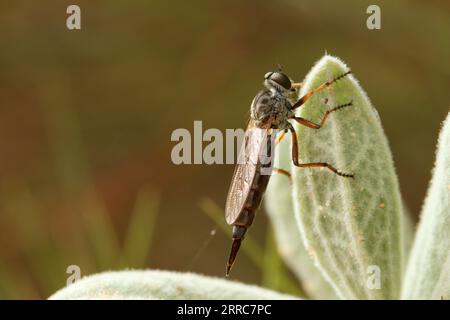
[{"x1": 0, "y1": 0, "x2": 448, "y2": 299}]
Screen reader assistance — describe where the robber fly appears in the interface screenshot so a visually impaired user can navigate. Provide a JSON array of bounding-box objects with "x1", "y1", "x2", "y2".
[{"x1": 225, "y1": 68, "x2": 354, "y2": 276}]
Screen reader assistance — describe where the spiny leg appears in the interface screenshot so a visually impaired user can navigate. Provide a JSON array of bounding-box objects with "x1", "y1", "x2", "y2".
[
  {"x1": 291, "y1": 82, "x2": 302, "y2": 89},
  {"x1": 274, "y1": 130, "x2": 292, "y2": 181},
  {"x1": 273, "y1": 167, "x2": 291, "y2": 181},
  {"x1": 287, "y1": 124, "x2": 354, "y2": 178},
  {"x1": 292, "y1": 101, "x2": 353, "y2": 129},
  {"x1": 275, "y1": 129, "x2": 287, "y2": 145},
  {"x1": 295, "y1": 162, "x2": 354, "y2": 178},
  {"x1": 291, "y1": 70, "x2": 351, "y2": 110}
]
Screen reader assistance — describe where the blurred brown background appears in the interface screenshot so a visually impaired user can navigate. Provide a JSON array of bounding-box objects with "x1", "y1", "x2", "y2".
[{"x1": 0, "y1": 0, "x2": 448, "y2": 299}]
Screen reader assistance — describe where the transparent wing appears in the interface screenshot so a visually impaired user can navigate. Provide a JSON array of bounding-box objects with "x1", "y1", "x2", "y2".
[{"x1": 225, "y1": 125, "x2": 268, "y2": 225}]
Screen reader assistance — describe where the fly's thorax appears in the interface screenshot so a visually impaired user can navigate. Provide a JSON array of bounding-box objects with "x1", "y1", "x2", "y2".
[
  {"x1": 250, "y1": 90, "x2": 293, "y2": 128},
  {"x1": 250, "y1": 90, "x2": 273, "y2": 125}
]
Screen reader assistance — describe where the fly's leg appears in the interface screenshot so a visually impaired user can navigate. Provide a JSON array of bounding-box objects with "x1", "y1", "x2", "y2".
[
  {"x1": 273, "y1": 168, "x2": 291, "y2": 181},
  {"x1": 287, "y1": 124, "x2": 354, "y2": 178},
  {"x1": 275, "y1": 129, "x2": 287, "y2": 145},
  {"x1": 294, "y1": 162, "x2": 354, "y2": 178},
  {"x1": 274, "y1": 131, "x2": 292, "y2": 181},
  {"x1": 274, "y1": 130, "x2": 292, "y2": 181},
  {"x1": 291, "y1": 70, "x2": 351, "y2": 110},
  {"x1": 292, "y1": 101, "x2": 353, "y2": 129},
  {"x1": 291, "y1": 82, "x2": 302, "y2": 89}
]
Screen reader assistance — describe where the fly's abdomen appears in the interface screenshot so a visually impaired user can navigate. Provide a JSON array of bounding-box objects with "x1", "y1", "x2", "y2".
[
  {"x1": 233, "y1": 170, "x2": 271, "y2": 228},
  {"x1": 225, "y1": 131, "x2": 274, "y2": 276}
]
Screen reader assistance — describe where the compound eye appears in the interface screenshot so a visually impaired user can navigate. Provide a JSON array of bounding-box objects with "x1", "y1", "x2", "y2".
[
  {"x1": 264, "y1": 72, "x2": 273, "y2": 80},
  {"x1": 270, "y1": 72, "x2": 292, "y2": 90}
]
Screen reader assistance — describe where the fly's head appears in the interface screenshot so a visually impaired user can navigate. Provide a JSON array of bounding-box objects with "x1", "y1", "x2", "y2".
[{"x1": 264, "y1": 71, "x2": 292, "y2": 94}]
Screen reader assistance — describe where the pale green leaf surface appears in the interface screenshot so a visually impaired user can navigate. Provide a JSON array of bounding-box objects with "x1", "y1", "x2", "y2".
[
  {"x1": 401, "y1": 202, "x2": 415, "y2": 264},
  {"x1": 402, "y1": 112, "x2": 450, "y2": 300},
  {"x1": 49, "y1": 270, "x2": 297, "y2": 300},
  {"x1": 291, "y1": 55, "x2": 403, "y2": 299},
  {"x1": 265, "y1": 133, "x2": 338, "y2": 299}
]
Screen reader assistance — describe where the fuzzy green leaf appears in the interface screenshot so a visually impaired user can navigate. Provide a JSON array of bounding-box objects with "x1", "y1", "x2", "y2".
[
  {"x1": 402, "y1": 112, "x2": 450, "y2": 300},
  {"x1": 49, "y1": 270, "x2": 298, "y2": 300},
  {"x1": 401, "y1": 203, "x2": 415, "y2": 264},
  {"x1": 290, "y1": 55, "x2": 403, "y2": 299},
  {"x1": 265, "y1": 133, "x2": 338, "y2": 299}
]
